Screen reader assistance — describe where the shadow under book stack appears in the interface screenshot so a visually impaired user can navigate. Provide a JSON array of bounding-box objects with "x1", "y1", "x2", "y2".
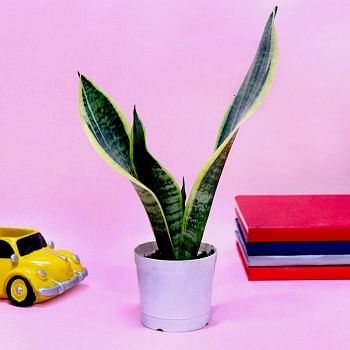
[{"x1": 235, "y1": 195, "x2": 350, "y2": 280}]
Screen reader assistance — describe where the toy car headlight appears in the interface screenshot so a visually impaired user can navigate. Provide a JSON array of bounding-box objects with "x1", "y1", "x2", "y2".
[
  {"x1": 72, "y1": 254, "x2": 80, "y2": 263},
  {"x1": 37, "y1": 269, "x2": 47, "y2": 280}
]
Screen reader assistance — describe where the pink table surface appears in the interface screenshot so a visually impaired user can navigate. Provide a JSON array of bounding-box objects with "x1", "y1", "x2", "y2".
[
  {"x1": 2, "y1": 232, "x2": 350, "y2": 350},
  {"x1": 0, "y1": 0, "x2": 349, "y2": 349}
]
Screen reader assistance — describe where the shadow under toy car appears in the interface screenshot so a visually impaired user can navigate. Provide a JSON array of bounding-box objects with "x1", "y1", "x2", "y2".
[{"x1": 0, "y1": 227, "x2": 87, "y2": 306}]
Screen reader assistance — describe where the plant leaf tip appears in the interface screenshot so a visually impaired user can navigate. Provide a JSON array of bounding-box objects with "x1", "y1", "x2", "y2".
[
  {"x1": 133, "y1": 106, "x2": 142, "y2": 129},
  {"x1": 273, "y1": 6, "x2": 278, "y2": 17},
  {"x1": 133, "y1": 105, "x2": 139, "y2": 121},
  {"x1": 77, "y1": 71, "x2": 81, "y2": 78}
]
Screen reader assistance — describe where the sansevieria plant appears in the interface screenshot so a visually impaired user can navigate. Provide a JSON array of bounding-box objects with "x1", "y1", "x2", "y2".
[{"x1": 78, "y1": 8, "x2": 278, "y2": 260}]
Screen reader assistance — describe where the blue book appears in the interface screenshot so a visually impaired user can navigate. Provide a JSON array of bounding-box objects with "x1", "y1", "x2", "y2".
[
  {"x1": 236, "y1": 231, "x2": 350, "y2": 266},
  {"x1": 235, "y1": 219, "x2": 350, "y2": 256}
]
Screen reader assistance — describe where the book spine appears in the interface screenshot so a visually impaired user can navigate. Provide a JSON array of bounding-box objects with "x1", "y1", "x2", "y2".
[
  {"x1": 236, "y1": 244, "x2": 350, "y2": 281},
  {"x1": 235, "y1": 219, "x2": 350, "y2": 255}
]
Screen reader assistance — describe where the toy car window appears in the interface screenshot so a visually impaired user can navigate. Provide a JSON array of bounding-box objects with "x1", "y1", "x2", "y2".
[
  {"x1": 0, "y1": 240, "x2": 15, "y2": 258},
  {"x1": 17, "y1": 233, "x2": 47, "y2": 256}
]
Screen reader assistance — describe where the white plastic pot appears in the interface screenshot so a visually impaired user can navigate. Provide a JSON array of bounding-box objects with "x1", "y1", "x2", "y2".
[{"x1": 134, "y1": 241, "x2": 217, "y2": 332}]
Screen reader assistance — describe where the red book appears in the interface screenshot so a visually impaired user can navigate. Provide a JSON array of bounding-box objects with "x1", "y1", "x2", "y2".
[
  {"x1": 235, "y1": 195, "x2": 350, "y2": 242},
  {"x1": 236, "y1": 243, "x2": 350, "y2": 280}
]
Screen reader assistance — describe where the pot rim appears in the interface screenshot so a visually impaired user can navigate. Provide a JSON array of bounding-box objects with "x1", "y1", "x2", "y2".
[{"x1": 134, "y1": 241, "x2": 217, "y2": 264}]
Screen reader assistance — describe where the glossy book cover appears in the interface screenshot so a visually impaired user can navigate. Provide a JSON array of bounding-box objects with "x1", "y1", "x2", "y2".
[{"x1": 235, "y1": 195, "x2": 350, "y2": 242}]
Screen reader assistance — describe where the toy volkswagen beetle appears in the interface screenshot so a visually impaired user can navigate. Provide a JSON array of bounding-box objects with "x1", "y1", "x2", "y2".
[{"x1": 0, "y1": 227, "x2": 88, "y2": 306}]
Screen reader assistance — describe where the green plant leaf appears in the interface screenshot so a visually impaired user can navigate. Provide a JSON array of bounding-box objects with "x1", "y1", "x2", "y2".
[
  {"x1": 131, "y1": 107, "x2": 184, "y2": 256},
  {"x1": 181, "y1": 177, "x2": 186, "y2": 210},
  {"x1": 180, "y1": 9, "x2": 278, "y2": 258},
  {"x1": 79, "y1": 74, "x2": 175, "y2": 259},
  {"x1": 216, "y1": 7, "x2": 278, "y2": 148}
]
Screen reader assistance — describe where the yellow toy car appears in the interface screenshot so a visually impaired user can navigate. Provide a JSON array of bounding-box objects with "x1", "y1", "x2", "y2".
[{"x1": 0, "y1": 227, "x2": 88, "y2": 306}]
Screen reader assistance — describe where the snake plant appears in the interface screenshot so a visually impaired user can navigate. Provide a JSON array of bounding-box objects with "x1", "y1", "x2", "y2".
[{"x1": 78, "y1": 8, "x2": 278, "y2": 260}]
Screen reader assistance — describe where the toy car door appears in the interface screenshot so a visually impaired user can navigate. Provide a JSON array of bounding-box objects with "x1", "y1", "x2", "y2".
[{"x1": 0, "y1": 240, "x2": 16, "y2": 288}]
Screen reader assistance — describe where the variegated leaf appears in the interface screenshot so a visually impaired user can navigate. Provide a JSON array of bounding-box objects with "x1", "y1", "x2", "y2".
[
  {"x1": 79, "y1": 75, "x2": 175, "y2": 259},
  {"x1": 131, "y1": 108, "x2": 183, "y2": 256},
  {"x1": 216, "y1": 8, "x2": 278, "y2": 149},
  {"x1": 180, "y1": 8, "x2": 278, "y2": 258}
]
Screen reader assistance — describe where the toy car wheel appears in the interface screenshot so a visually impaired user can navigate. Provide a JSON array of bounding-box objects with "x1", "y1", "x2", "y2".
[{"x1": 6, "y1": 276, "x2": 36, "y2": 307}]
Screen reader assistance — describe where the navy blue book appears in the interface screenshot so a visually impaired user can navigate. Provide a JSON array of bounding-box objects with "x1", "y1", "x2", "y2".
[{"x1": 235, "y1": 219, "x2": 350, "y2": 256}]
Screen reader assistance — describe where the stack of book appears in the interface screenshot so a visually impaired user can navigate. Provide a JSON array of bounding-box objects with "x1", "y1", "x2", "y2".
[{"x1": 235, "y1": 195, "x2": 350, "y2": 280}]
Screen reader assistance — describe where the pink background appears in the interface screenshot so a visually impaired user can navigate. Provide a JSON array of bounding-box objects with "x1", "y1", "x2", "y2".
[{"x1": 0, "y1": 0, "x2": 349, "y2": 348}]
